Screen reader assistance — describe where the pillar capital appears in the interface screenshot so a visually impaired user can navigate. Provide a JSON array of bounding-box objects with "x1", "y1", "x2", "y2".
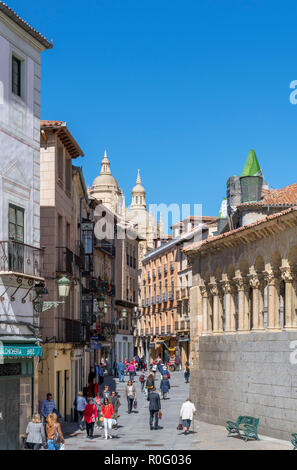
[
  {"x1": 209, "y1": 282, "x2": 220, "y2": 297},
  {"x1": 264, "y1": 270, "x2": 281, "y2": 287},
  {"x1": 233, "y1": 275, "x2": 249, "y2": 292},
  {"x1": 220, "y1": 279, "x2": 234, "y2": 294},
  {"x1": 199, "y1": 284, "x2": 209, "y2": 298},
  {"x1": 248, "y1": 274, "x2": 261, "y2": 289},
  {"x1": 280, "y1": 266, "x2": 297, "y2": 283}
]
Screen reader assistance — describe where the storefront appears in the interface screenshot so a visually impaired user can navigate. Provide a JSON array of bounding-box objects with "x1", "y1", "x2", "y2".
[{"x1": 0, "y1": 342, "x2": 42, "y2": 450}]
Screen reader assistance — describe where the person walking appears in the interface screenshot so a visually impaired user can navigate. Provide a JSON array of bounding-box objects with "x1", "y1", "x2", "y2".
[
  {"x1": 46, "y1": 412, "x2": 65, "y2": 450},
  {"x1": 180, "y1": 398, "x2": 196, "y2": 434},
  {"x1": 25, "y1": 413, "x2": 46, "y2": 450},
  {"x1": 161, "y1": 365, "x2": 170, "y2": 379},
  {"x1": 184, "y1": 364, "x2": 190, "y2": 384},
  {"x1": 109, "y1": 391, "x2": 121, "y2": 418},
  {"x1": 88, "y1": 367, "x2": 95, "y2": 384},
  {"x1": 102, "y1": 385, "x2": 110, "y2": 400},
  {"x1": 139, "y1": 369, "x2": 146, "y2": 391},
  {"x1": 113, "y1": 358, "x2": 118, "y2": 378},
  {"x1": 41, "y1": 393, "x2": 56, "y2": 423},
  {"x1": 88, "y1": 378, "x2": 99, "y2": 398},
  {"x1": 83, "y1": 397, "x2": 98, "y2": 439},
  {"x1": 101, "y1": 397, "x2": 114, "y2": 440},
  {"x1": 147, "y1": 387, "x2": 161, "y2": 430},
  {"x1": 124, "y1": 380, "x2": 136, "y2": 414},
  {"x1": 117, "y1": 360, "x2": 126, "y2": 383},
  {"x1": 99, "y1": 365, "x2": 105, "y2": 386},
  {"x1": 73, "y1": 391, "x2": 87, "y2": 430},
  {"x1": 126, "y1": 362, "x2": 136, "y2": 382},
  {"x1": 160, "y1": 375, "x2": 171, "y2": 400}
]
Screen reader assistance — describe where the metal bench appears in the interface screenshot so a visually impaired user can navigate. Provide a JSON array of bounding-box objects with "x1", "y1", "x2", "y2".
[
  {"x1": 291, "y1": 433, "x2": 297, "y2": 450},
  {"x1": 226, "y1": 416, "x2": 260, "y2": 441}
]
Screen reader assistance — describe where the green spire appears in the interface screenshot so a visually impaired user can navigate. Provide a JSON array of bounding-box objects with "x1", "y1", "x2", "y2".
[{"x1": 241, "y1": 149, "x2": 262, "y2": 177}]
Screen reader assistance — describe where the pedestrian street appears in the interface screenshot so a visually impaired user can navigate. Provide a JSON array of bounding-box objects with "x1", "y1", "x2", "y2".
[{"x1": 61, "y1": 371, "x2": 291, "y2": 451}]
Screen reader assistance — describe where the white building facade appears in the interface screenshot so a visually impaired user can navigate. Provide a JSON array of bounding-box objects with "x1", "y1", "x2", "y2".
[{"x1": 0, "y1": 2, "x2": 51, "y2": 449}]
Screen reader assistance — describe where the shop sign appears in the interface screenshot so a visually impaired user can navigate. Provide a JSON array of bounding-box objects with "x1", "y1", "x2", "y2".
[
  {"x1": 91, "y1": 341, "x2": 101, "y2": 350},
  {"x1": 0, "y1": 344, "x2": 42, "y2": 357}
]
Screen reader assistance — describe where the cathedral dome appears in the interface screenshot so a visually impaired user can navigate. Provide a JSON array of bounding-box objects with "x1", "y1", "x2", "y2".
[
  {"x1": 91, "y1": 150, "x2": 119, "y2": 190},
  {"x1": 132, "y1": 169, "x2": 145, "y2": 194}
]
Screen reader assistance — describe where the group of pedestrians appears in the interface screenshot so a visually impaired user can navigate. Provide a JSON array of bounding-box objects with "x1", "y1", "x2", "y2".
[{"x1": 24, "y1": 393, "x2": 65, "y2": 451}]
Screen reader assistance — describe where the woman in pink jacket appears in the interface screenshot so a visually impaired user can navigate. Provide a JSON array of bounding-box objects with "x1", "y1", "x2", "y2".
[{"x1": 126, "y1": 362, "x2": 136, "y2": 382}]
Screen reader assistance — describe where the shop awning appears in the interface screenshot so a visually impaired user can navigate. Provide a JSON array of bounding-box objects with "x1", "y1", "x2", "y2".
[{"x1": 0, "y1": 344, "x2": 42, "y2": 357}]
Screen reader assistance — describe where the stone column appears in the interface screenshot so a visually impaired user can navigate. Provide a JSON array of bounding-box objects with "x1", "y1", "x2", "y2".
[
  {"x1": 249, "y1": 274, "x2": 264, "y2": 331},
  {"x1": 210, "y1": 283, "x2": 220, "y2": 334},
  {"x1": 264, "y1": 270, "x2": 281, "y2": 330},
  {"x1": 221, "y1": 280, "x2": 235, "y2": 333},
  {"x1": 258, "y1": 275, "x2": 266, "y2": 330},
  {"x1": 200, "y1": 285, "x2": 209, "y2": 334},
  {"x1": 234, "y1": 276, "x2": 249, "y2": 332},
  {"x1": 280, "y1": 267, "x2": 297, "y2": 329}
]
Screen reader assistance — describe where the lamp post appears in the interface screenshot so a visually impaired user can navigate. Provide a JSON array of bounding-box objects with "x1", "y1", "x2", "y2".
[{"x1": 33, "y1": 275, "x2": 71, "y2": 313}]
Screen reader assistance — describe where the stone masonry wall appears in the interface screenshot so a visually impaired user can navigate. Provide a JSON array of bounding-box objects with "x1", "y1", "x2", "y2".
[{"x1": 191, "y1": 331, "x2": 297, "y2": 441}]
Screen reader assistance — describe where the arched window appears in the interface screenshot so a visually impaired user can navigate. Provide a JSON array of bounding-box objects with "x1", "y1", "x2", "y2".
[{"x1": 140, "y1": 196, "x2": 143, "y2": 204}]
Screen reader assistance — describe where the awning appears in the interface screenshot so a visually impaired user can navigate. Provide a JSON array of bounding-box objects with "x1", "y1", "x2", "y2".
[{"x1": 0, "y1": 344, "x2": 42, "y2": 358}]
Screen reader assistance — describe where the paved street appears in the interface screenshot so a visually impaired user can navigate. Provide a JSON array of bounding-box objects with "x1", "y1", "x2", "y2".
[{"x1": 62, "y1": 370, "x2": 292, "y2": 451}]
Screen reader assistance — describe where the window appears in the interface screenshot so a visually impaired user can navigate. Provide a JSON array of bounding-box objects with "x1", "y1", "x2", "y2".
[
  {"x1": 12, "y1": 56, "x2": 21, "y2": 97},
  {"x1": 9, "y1": 204, "x2": 24, "y2": 241},
  {"x1": 136, "y1": 196, "x2": 138, "y2": 204}
]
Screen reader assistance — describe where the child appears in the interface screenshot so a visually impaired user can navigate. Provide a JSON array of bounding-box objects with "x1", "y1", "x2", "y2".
[{"x1": 139, "y1": 370, "x2": 146, "y2": 391}]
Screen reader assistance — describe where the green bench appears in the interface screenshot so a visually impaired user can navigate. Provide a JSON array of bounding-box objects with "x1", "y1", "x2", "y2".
[
  {"x1": 226, "y1": 416, "x2": 260, "y2": 441},
  {"x1": 291, "y1": 434, "x2": 297, "y2": 450}
]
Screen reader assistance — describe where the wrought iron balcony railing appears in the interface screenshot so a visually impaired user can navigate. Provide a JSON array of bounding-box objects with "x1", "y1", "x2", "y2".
[
  {"x1": 57, "y1": 318, "x2": 89, "y2": 344},
  {"x1": 0, "y1": 240, "x2": 44, "y2": 278},
  {"x1": 155, "y1": 327, "x2": 159, "y2": 335},
  {"x1": 56, "y1": 246, "x2": 73, "y2": 275},
  {"x1": 158, "y1": 267, "x2": 162, "y2": 276},
  {"x1": 162, "y1": 292, "x2": 168, "y2": 302},
  {"x1": 170, "y1": 262, "x2": 174, "y2": 271},
  {"x1": 94, "y1": 239, "x2": 115, "y2": 257}
]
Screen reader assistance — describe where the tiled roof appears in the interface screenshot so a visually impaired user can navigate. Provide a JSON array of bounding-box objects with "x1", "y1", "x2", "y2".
[
  {"x1": 184, "y1": 207, "x2": 297, "y2": 254},
  {"x1": 238, "y1": 183, "x2": 297, "y2": 209},
  {"x1": 40, "y1": 120, "x2": 84, "y2": 158},
  {"x1": 0, "y1": 2, "x2": 52, "y2": 49}
]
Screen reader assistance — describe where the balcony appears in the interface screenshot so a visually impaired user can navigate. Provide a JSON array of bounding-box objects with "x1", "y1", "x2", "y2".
[
  {"x1": 94, "y1": 239, "x2": 115, "y2": 257},
  {"x1": 152, "y1": 269, "x2": 156, "y2": 280},
  {"x1": 168, "y1": 290, "x2": 174, "y2": 301},
  {"x1": 145, "y1": 328, "x2": 149, "y2": 336},
  {"x1": 151, "y1": 296, "x2": 156, "y2": 305},
  {"x1": 156, "y1": 295, "x2": 161, "y2": 304},
  {"x1": 0, "y1": 240, "x2": 44, "y2": 280},
  {"x1": 181, "y1": 287, "x2": 190, "y2": 299},
  {"x1": 147, "y1": 272, "x2": 151, "y2": 281},
  {"x1": 155, "y1": 327, "x2": 159, "y2": 335},
  {"x1": 167, "y1": 326, "x2": 172, "y2": 335},
  {"x1": 57, "y1": 318, "x2": 89, "y2": 344},
  {"x1": 141, "y1": 299, "x2": 145, "y2": 307},
  {"x1": 56, "y1": 246, "x2": 73, "y2": 275},
  {"x1": 158, "y1": 267, "x2": 162, "y2": 276},
  {"x1": 175, "y1": 320, "x2": 190, "y2": 331},
  {"x1": 98, "y1": 322, "x2": 116, "y2": 338},
  {"x1": 161, "y1": 326, "x2": 165, "y2": 335},
  {"x1": 170, "y1": 262, "x2": 174, "y2": 272},
  {"x1": 145, "y1": 298, "x2": 149, "y2": 307},
  {"x1": 140, "y1": 329, "x2": 144, "y2": 336},
  {"x1": 162, "y1": 292, "x2": 168, "y2": 302},
  {"x1": 176, "y1": 290, "x2": 181, "y2": 301},
  {"x1": 164, "y1": 266, "x2": 168, "y2": 276}
]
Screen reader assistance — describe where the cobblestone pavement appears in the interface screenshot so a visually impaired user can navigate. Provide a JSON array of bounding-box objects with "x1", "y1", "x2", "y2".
[{"x1": 62, "y1": 371, "x2": 292, "y2": 450}]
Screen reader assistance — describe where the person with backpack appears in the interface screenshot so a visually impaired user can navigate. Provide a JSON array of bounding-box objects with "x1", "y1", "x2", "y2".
[
  {"x1": 139, "y1": 369, "x2": 146, "y2": 391},
  {"x1": 46, "y1": 412, "x2": 65, "y2": 450}
]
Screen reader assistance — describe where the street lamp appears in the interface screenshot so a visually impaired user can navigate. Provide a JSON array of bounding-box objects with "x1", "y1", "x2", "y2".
[{"x1": 33, "y1": 275, "x2": 71, "y2": 313}]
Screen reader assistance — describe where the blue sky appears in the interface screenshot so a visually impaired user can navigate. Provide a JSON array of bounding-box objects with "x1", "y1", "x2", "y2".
[{"x1": 9, "y1": 0, "x2": 297, "y2": 217}]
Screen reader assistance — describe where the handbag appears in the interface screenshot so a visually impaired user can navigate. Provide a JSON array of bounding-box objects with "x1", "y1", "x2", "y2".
[
  {"x1": 158, "y1": 410, "x2": 162, "y2": 420},
  {"x1": 177, "y1": 417, "x2": 183, "y2": 430},
  {"x1": 133, "y1": 400, "x2": 137, "y2": 409}
]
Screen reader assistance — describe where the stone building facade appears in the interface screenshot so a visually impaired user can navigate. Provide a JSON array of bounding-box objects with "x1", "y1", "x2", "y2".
[
  {"x1": 185, "y1": 153, "x2": 297, "y2": 440},
  {"x1": 0, "y1": 3, "x2": 51, "y2": 449}
]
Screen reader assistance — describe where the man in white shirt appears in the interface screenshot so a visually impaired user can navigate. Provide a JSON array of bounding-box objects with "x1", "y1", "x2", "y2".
[{"x1": 180, "y1": 398, "x2": 196, "y2": 435}]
